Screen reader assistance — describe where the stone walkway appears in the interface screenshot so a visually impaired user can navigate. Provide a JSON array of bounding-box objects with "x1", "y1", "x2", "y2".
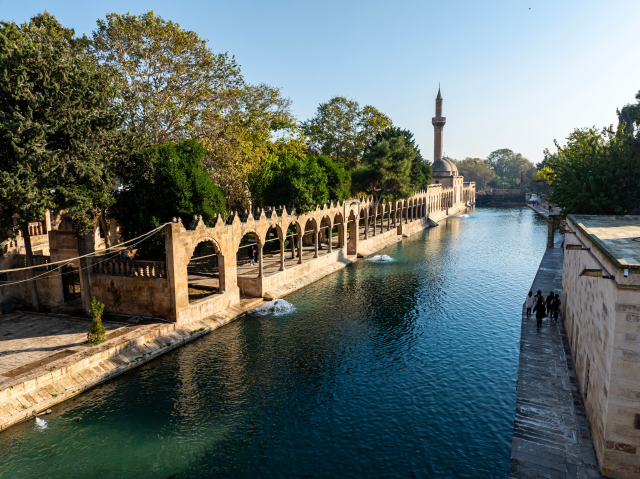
[
  {"x1": 509, "y1": 245, "x2": 603, "y2": 478},
  {"x1": 0, "y1": 313, "x2": 123, "y2": 384}
]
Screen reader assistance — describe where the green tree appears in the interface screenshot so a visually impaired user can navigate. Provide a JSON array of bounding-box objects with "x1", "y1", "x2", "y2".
[
  {"x1": 91, "y1": 11, "x2": 296, "y2": 209},
  {"x1": 315, "y1": 155, "x2": 352, "y2": 202},
  {"x1": 257, "y1": 154, "x2": 330, "y2": 213},
  {"x1": 302, "y1": 96, "x2": 392, "y2": 168},
  {"x1": 351, "y1": 127, "x2": 417, "y2": 201},
  {"x1": 456, "y1": 158, "x2": 496, "y2": 190},
  {"x1": 545, "y1": 126, "x2": 640, "y2": 215},
  {"x1": 111, "y1": 139, "x2": 226, "y2": 260},
  {"x1": 86, "y1": 297, "x2": 107, "y2": 345},
  {"x1": 0, "y1": 13, "x2": 121, "y2": 309},
  {"x1": 620, "y1": 90, "x2": 640, "y2": 134}
]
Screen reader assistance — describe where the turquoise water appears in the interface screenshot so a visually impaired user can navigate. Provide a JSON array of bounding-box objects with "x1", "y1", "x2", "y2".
[{"x1": 0, "y1": 207, "x2": 548, "y2": 479}]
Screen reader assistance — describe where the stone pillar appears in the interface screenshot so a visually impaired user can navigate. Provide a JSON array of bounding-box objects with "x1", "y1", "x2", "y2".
[
  {"x1": 279, "y1": 238, "x2": 285, "y2": 271},
  {"x1": 297, "y1": 234, "x2": 302, "y2": 264},
  {"x1": 328, "y1": 224, "x2": 333, "y2": 253},
  {"x1": 258, "y1": 244, "x2": 263, "y2": 278},
  {"x1": 218, "y1": 254, "x2": 226, "y2": 291},
  {"x1": 291, "y1": 233, "x2": 295, "y2": 259},
  {"x1": 364, "y1": 215, "x2": 368, "y2": 239},
  {"x1": 314, "y1": 227, "x2": 319, "y2": 258}
]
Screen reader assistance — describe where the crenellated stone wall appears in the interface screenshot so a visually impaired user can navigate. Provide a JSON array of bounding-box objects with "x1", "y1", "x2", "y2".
[{"x1": 0, "y1": 183, "x2": 475, "y2": 323}]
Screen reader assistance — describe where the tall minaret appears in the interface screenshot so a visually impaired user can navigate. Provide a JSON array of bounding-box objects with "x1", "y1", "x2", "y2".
[{"x1": 431, "y1": 87, "x2": 446, "y2": 161}]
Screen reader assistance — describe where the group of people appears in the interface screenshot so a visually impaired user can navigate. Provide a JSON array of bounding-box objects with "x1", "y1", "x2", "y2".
[{"x1": 525, "y1": 290, "x2": 561, "y2": 330}]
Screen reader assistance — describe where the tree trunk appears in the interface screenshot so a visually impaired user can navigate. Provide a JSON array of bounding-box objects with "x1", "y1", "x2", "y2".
[{"x1": 21, "y1": 225, "x2": 40, "y2": 311}]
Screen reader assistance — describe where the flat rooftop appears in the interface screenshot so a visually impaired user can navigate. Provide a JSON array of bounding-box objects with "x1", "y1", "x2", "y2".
[{"x1": 570, "y1": 215, "x2": 640, "y2": 267}]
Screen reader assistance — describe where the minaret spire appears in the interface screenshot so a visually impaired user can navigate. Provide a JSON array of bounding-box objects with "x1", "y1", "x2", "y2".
[{"x1": 432, "y1": 86, "x2": 446, "y2": 161}]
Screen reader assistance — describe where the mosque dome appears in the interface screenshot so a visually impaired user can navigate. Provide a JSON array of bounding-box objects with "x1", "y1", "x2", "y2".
[
  {"x1": 443, "y1": 158, "x2": 458, "y2": 174},
  {"x1": 432, "y1": 157, "x2": 458, "y2": 176}
]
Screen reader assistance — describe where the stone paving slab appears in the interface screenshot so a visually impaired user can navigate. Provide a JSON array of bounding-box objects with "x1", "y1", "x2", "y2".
[
  {"x1": 509, "y1": 245, "x2": 603, "y2": 478},
  {"x1": 0, "y1": 313, "x2": 123, "y2": 382}
]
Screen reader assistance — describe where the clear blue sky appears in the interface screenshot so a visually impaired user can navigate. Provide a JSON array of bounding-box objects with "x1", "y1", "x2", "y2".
[{"x1": 4, "y1": 0, "x2": 640, "y2": 164}]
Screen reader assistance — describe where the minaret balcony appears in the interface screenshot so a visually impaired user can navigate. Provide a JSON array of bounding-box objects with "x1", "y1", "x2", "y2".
[{"x1": 432, "y1": 117, "x2": 446, "y2": 127}]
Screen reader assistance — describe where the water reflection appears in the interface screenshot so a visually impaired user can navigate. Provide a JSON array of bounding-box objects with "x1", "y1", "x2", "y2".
[{"x1": 0, "y1": 207, "x2": 549, "y2": 478}]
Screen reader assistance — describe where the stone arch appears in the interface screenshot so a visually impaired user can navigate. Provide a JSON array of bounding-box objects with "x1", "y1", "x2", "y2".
[
  {"x1": 319, "y1": 215, "x2": 333, "y2": 253},
  {"x1": 187, "y1": 236, "x2": 225, "y2": 302}
]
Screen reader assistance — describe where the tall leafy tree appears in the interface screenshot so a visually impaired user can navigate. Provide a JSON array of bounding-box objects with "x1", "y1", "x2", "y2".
[
  {"x1": 91, "y1": 11, "x2": 297, "y2": 209},
  {"x1": 111, "y1": 140, "x2": 226, "y2": 260},
  {"x1": 258, "y1": 154, "x2": 330, "y2": 213},
  {"x1": 351, "y1": 127, "x2": 418, "y2": 201},
  {"x1": 0, "y1": 13, "x2": 121, "y2": 309},
  {"x1": 456, "y1": 158, "x2": 496, "y2": 191},
  {"x1": 302, "y1": 96, "x2": 392, "y2": 168},
  {"x1": 544, "y1": 126, "x2": 640, "y2": 215}
]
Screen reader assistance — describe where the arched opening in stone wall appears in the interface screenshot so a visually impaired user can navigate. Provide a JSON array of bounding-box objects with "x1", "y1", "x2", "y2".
[
  {"x1": 358, "y1": 208, "x2": 367, "y2": 241},
  {"x1": 259, "y1": 226, "x2": 283, "y2": 276},
  {"x1": 187, "y1": 240, "x2": 224, "y2": 303},
  {"x1": 319, "y1": 216, "x2": 332, "y2": 253},
  {"x1": 236, "y1": 232, "x2": 261, "y2": 280},
  {"x1": 332, "y1": 213, "x2": 344, "y2": 249},
  {"x1": 301, "y1": 218, "x2": 316, "y2": 260}
]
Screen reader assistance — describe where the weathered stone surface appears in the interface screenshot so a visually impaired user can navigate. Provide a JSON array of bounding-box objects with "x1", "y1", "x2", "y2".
[{"x1": 510, "y1": 245, "x2": 604, "y2": 479}]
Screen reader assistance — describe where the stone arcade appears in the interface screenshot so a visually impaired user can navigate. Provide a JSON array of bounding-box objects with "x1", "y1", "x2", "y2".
[{"x1": 0, "y1": 90, "x2": 476, "y2": 326}]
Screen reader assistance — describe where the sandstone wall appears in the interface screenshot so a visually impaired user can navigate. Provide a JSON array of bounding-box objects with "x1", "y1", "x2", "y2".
[{"x1": 562, "y1": 215, "x2": 640, "y2": 479}]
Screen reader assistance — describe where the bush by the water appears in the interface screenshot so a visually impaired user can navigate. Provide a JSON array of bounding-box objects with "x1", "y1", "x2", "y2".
[{"x1": 86, "y1": 297, "x2": 106, "y2": 345}]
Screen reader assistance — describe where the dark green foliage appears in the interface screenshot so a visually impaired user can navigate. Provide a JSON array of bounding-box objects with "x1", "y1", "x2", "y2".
[
  {"x1": 352, "y1": 127, "x2": 427, "y2": 201},
  {"x1": 547, "y1": 126, "x2": 640, "y2": 215},
  {"x1": 0, "y1": 13, "x2": 122, "y2": 238},
  {"x1": 248, "y1": 153, "x2": 350, "y2": 212},
  {"x1": 111, "y1": 139, "x2": 226, "y2": 259},
  {"x1": 86, "y1": 297, "x2": 106, "y2": 345},
  {"x1": 314, "y1": 155, "x2": 351, "y2": 202},
  {"x1": 259, "y1": 154, "x2": 329, "y2": 213}
]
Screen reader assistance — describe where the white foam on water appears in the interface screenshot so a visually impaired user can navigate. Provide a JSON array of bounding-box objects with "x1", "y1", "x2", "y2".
[
  {"x1": 34, "y1": 417, "x2": 47, "y2": 430},
  {"x1": 367, "y1": 255, "x2": 394, "y2": 263},
  {"x1": 458, "y1": 214, "x2": 470, "y2": 218},
  {"x1": 251, "y1": 299, "x2": 296, "y2": 316}
]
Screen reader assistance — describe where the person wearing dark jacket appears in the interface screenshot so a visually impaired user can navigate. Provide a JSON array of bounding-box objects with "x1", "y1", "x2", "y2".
[
  {"x1": 533, "y1": 298, "x2": 546, "y2": 330},
  {"x1": 546, "y1": 291, "x2": 555, "y2": 316}
]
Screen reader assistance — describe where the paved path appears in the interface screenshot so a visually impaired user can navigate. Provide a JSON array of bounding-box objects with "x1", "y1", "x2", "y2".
[
  {"x1": 0, "y1": 314, "x2": 123, "y2": 384},
  {"x1": 509, "y1": 245, "x2": 603, "y2": 478}
]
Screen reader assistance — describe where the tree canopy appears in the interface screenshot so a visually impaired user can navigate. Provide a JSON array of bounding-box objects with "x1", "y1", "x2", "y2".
[
  {"x1": 91, "y1": 11, "x2": 297, "y2": 209},
  {"x1": 302, "y1": 97, "x2": 392, "y2": 169},
  {"x1": 0, "y1": 13, "x2": 121, "y2": 238},
  {"x1": 351, "y1": 127, "x2": 423, "y2": 202},
  {"x1": 542, "y1": 126, "x2": 640, "y2": 215},
  {"x1": 455, "y1": 158, "x2": 496, "y2": 191},
  {"x1": 110, "y1": 139, "x2": 226, "y2": 260},
  {"x1": 248, "y1": 153, "x2": 350, "y2": 213}
]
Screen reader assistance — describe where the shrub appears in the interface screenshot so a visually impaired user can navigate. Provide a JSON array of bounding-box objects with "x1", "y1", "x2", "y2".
[{"x1": 86, "y1": 297, "x2": 107, "y2": 345}]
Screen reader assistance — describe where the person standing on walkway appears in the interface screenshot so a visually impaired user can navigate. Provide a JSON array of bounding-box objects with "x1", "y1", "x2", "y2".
[
  {"x1": 553, "y1": 294, "x2": 561, "y2": 322},
  {"x1": 533, "y1": 297, "x2": 546, "y2": 330},
  {"x1": 249, "y1": 245, "x2": 256, "y2": 266},
  {"x1": 525, "y1": 291, "x2": 535, "y2": 318},
  {"x1": 546, "y1": 291, "x2": 555, "y2": 317}
]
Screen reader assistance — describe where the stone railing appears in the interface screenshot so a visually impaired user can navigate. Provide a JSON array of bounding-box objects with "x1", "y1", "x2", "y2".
[
  {"x1": 91, "y1": 259, "x2": 167, "y2": 278},
  {"x1": 28, "y1": 222, "x2": 46, "y2": 237},
  {"x1": 15, "y1": 254, "x2": 52, "y2": 271}
]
